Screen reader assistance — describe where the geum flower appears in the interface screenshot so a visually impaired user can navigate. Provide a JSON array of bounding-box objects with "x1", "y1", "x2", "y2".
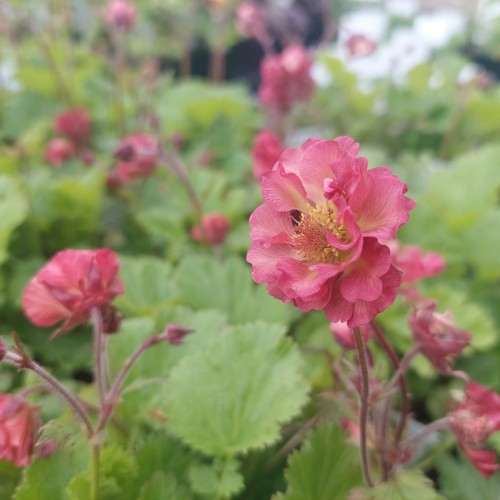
[
  {"x1": 409, "y1": 300, "x2": 471, "y2": 375},
  {"x1": 450, "y1": 381, "x2": 500, "y2": 478},
  {"x1": 247, "y1": 136, "x2": 415, "y2": 327},
  {"x1": 0, "y1": 394, "x2": 40, "y2": 467},
  {"x1": 22, "y1": 249, "x2": 124, "y2": 335}
]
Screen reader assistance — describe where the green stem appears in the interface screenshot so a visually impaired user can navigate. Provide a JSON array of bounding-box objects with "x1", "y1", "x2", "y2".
[
  {"x1": 353, "y1": 327, "x2": 374, "y2": 487},
  {"x1": 91, "y1": 442, "x2": 100, "y2": 500}
]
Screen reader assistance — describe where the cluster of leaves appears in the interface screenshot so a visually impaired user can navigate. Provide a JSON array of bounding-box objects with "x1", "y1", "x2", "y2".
[{"x1": 1, "y1": 0, "x2": 500, "y2": 498}]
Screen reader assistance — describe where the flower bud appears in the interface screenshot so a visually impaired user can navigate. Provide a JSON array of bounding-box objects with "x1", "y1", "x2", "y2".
[
  {"x1": 158, "y1": 323, "x2": 195, "y2": 345},
  {"x1": 45, "y1": 138, "x2": 74, "y2": 166},
  {"x1": 191, "y1": 213, "x2": 231, "y2": 246},
  {"x1": 105, "y1": 0, "x2": 137, "y2": 32}
]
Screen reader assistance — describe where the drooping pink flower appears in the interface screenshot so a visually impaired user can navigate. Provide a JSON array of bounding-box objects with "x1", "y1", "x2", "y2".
[
  {"x1": 191, "y1": 213, "x2": 231, "y2": 246},
  {"x1": 330, "y1": 321, "x2": 371, "y2": 350},
  {"x1": 0, "y1": 394, "x2": 40, "y2": 467},
  {"x1": 53, "y1": 109, "x2": 91, "y2": 149},
  {"x1": 105, "y1": 0, "x2": 137, "y2": 32},
  {"x1": 45, "y1": 138, "x2": 74, "y2": 166},
  {"x1": 409, "y1": 300, "x2": 471, "y2": 374},
  {"x1": 258, "y1": 45, "x2": 316, "y2": 114},
  {"x1": 247, "y1": 136, "x2": 415, "y2": 327},
  {"x1": 252, "y1": 130, "x2": 284, "y2": 180},
  {"x1": 22, "y1": 249, "x2": 124, "y2": 334},
  {"x1": 450, "y1": 381, "x2": 500, "y2": 477},
  {"x1": 113, "y1": 134, "x2": 158, "y2": 180},
  {"x1": 388, "y1": 241, "x2": 445, "y2": 283},
  {"x1": 346, "y1": 34, "x2": 376, "y2": 58}
]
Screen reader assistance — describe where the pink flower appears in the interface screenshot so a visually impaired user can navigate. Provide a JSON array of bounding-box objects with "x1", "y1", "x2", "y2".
[
  {"x1": 330, "y1": 321, "x2": 371, "y2": 350},
  {"x1": 105, "y1": 0, "x2": 137, "y2": 32},
  {"x1": 53, "y1": 109, "x2": 91, "y2": 149},
  {"x1": 389, "y1": 241, "x2": 445, "y2": 283},
  {"x1": 252, "y1": 130, "x2": 284, "y2": 180},
  {"x1": 22, "y1": 249, "x2": 124, "y2": 334},
  {"x1": 346, "y1": 34, "x2": 376, "y2": 58},
  {"x1": 0, "y1": 394, "x2": 40, "y2": 467},
  {"x1": 247, "y1": 136, "x2": 415, "y2": 327},
  {"x1": 258, "y1": 45, "x2": 316, "y2": 114},
  {"x1": 44, "y1": 138, "x2": 74, "y2": 166},
  {"x1": 113, "y1": 134, "x2": 158, "y2": 180},
  {"x1": 409, "y1": 301, "x2": 471, "y2": 374},
  {"x1": 236, "y1": 2, "x2": 265, "y2": 39},
  {"x1": 191, "y1": 213, "x2": 231, "y2": 246},
  {"x1": 450, "y1": 381, "x2": 500, "y2": 477}
]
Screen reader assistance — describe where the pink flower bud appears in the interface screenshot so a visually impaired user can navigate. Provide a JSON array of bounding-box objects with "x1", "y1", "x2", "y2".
[
  {"x1": 44, "y1": 138, "x2": 74, "y2": 166},
  {"x1": 158, "y1": 323, "x2": 195, "y2": 345},
  {"x1": 22, "y1": 249, "x2": 124, "y2": 335},
  {"x1": 329, "y1": 322, "x2": 371, "y2": 350},
  {"x1": 409, "y1": 301, "x2": 471, "y2": 374},
  {"x1": 0, "y1": 394, "x2": 40, "y2": 467},
  {"x1": 113, "y1": 134, "x2": 158, "y2": 180},
  {"x1": 191, "y1": 213, "x2": 231, "y2": 246},
  {"x1": 251, "y1": 130, "x2": 284, "y2": 180},
  {"x1": 53, "y1": 109, "x2": 91, "y2": 149},
  {"x1": 346, "y1": 34, "x2": 377, "y2": 58},
  {"x1": 105, "y1": 0, "x2": 137, "y2": 32}
]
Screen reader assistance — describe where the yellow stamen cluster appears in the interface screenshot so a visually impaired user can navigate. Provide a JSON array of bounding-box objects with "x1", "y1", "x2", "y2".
[{"x1": 292, "y1": 204, "x2": 349, "y2": 264}]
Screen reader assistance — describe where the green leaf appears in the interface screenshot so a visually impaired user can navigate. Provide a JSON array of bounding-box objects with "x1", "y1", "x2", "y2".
[
  {"x1": 115, "y1": 256, "x2": 177, "y2": 317},
  {"x1": 15, "y1": 442, "x2": 88, "y2": 500},
  {"x1": 139, "y1": 472, "x2": 192, "y2": 500},
  {"x1": 0, "y1": 461, "x2": 22, "y2": 499},
  {"x1": 349, "y1": 470, "x2": 443, "y2": 500},
  {"x1": 175, "y1": 255, "x2": 295, "y2": 324},
  {"x1": 0, "y1": 175, "x2": 29, "y2": 265},
  {"x1": 160, "y1": 322, "x2": 309, "y2": 456},
  {"x1": 437, "y1": 454, "x2": 500, "y2": 500},
  {"x1": 189, "y1": 459, "x2": 244, "y2": 498},
  {"x1": 274, "y1": 423, "x2": 363, "y2": 500}
]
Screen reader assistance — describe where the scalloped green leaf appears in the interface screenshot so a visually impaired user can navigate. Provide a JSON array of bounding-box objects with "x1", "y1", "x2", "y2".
[
  {"x1": 115, "y1": 256, "x2": 177, "y2": 317},
  {"x1": 139, "y1": 472, "x2": 192, "y2": 500},
  {"x1": 274, "y1": 423, "x2": 363, "y2": 500},
  {"x1": 15, "y1": 442, "x2": 88, "y2": 500},
  {"x1": 175, "y1": 255, "x2": 295, "y2": 324},
  {"x1": 189, "y1": 459, "x2": 244, "y2": 498},
  {"x1": 159, "y1": 322, "x2": 309, "y2": 456},
  {"x1": 349, "y1": 470, "x2": 443, "y2": 500},
  {"x1": 437, "y1": 455, "x2": 500, "y2": 500},
  {"x1": 0, "y1": 175, "x2": 29, "y2": 265}
]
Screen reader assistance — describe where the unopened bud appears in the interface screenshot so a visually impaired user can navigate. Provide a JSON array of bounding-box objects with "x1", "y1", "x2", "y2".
[{"x1": 158, "y1": 323, "x2": 195, "y2": 345}]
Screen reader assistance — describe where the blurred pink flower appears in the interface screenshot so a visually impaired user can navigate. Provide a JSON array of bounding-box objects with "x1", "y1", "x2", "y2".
[
  {"x1": 113, "y1": 134, "x2": 158, "y2": 180},
  {"x1": 105, "y1": 0, "x2": 137, "y2": 32},
  {"x1": 346, "y1": 34, "x2": 376, "y2": 58},
  {"x1": 388, "y1": 241, "x2": 445, "y2": 283},
  {"x1": 450, "y1": 381, "x2": 500, "y2": 477},
  {"x1": 191, "y1": 213, "x2": 231, "y2": 246},
  {"x1": 330, "y1": 321, "x2": 371, "y2": 350},
  {"x1": 0, "y1": 394, "x2": 40, "y2": 467},
  {"x1": 252, "y1": 130, "x2": 284, "y2": 180},
  {"x1": 259, "y1": 45, "x2": 315, "y2": 114},
  {"x1": 53, "y1": 109, "x2": 90, "y2": 149},
  {"x1": 22, "y1": 249, "x2": 124, "y2": 334},
  {"x1": 45, "y1": 138, "x2": 74, "y2": 166},
  {"x1": 247, "y1": 136, "x2": 415, "y2": 327},
  {"x1": 409, "y1": 301, "x2": 471, "y2": 374},
  {"x1": 236, "y1": 2, "x2": 265, "y2": 39}
]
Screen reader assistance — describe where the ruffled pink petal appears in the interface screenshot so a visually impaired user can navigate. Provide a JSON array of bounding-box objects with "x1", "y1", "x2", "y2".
[
  {"x1": 339, "y1": 239, "x2": 392, "y2": 302},
  {"x1": 334, "y1": 136, "x2": 360, "y2": 157},
  {"x1": 299, "y1": 140, "x2": 351, "y2": 203},
  {"x1": 22, "y1": 279, "x2": 72, "y2": 327},
  {"x1": 350, "y1": 167, "x2": 416, "y2": 240},
  {"x1": 249, "y1": 204, "x2": 294, "y2": 246},
  {"x1": 246, "y1": 242, "x2": 294, "y2": 285},
  {"x1": 325, "y1": 264, "x2": 401, "y2": 327},
  {"x1": 462, "y1": 446, "x2": 499, "y2": 478},
  {"x1": 261, "y1": 164, "x2": 308, "y2": 212}
]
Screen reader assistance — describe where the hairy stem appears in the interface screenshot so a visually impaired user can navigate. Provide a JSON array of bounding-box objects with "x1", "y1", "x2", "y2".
[{"x1": 353, "y1": 327, "x2": 374, "y2": 487}]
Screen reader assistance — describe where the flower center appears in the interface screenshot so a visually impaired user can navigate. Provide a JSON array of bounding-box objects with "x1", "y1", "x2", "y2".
[{"x1": 292, "y1": 204, "x2": 348, "y2": 264}]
